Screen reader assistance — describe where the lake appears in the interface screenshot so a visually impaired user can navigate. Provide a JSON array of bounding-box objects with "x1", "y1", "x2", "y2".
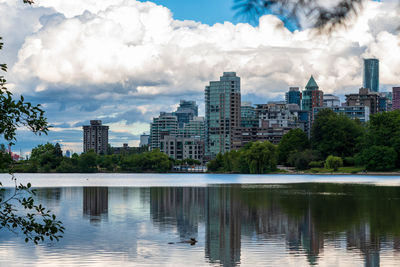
[{"x1": 1, "y1": 173, "x2": 400, "y2": 266}]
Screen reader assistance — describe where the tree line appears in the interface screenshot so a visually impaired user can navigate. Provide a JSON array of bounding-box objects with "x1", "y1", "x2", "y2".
[
  {"x1": 208, "y1": 109, "x2": 400, "y2": 174},
  {"x1": 0, "y1": 144, "x2": 175, "y2": 173},
  {"x1": 2, "y1": 109, "x2": 400, "y2": 174}
]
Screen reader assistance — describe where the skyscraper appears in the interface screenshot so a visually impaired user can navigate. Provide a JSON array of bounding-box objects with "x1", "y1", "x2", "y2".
[
  {"x1": 179, "y1": 116, "x2": 205, "y2": 139},
  {"x1": 285, "y1": 87, "x2": 302, "y2": 106},
  {"x1": 393, "y1": 87, "x2": 400, "y2": 110},
  {"x1": 149, "y1": 112, "x2": 178, "y2": 150},
  {"x1": 173, "y1": 100, "x2": 198, "y2": 128},
  {"x1": 363, "y1": 58, "x2": 379, "y2": 92},
  {"x1": 83, "y1": 120, "x2": 109, "y2": 154},
  {"x1": 139, "y1": 133, "x2": 150, "y2": 147},
  {"x1": 205, "y1": 72, "x2": 241, "y2": 157},
  {"x1": 301, "y1": 75, "x2": 323, "y2": 112}
]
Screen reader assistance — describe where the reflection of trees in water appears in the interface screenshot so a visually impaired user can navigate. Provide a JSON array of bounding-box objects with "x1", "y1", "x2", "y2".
[
  {"x1": 148, "y1": 184, "x2": 400, "y2": 267},
  {"x1": 36, "y1": 188, "x2": 62, "y2": 203},
  {"x1": 83, "y1": 187, "x2": 108, "y2": 223}
]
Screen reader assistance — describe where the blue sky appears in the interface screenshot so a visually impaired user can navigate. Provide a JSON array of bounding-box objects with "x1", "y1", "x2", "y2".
[
  {"x1": 146, "y1": 0, "x2": 239, "y2": 25},
  {"x1": 1, "y1": 0, "x2": 399, "y2": 155}
]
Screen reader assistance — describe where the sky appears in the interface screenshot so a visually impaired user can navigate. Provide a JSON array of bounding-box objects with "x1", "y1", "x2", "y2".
[{"x1": 1, "y1": 0, "x2": 400, "y2": 155}]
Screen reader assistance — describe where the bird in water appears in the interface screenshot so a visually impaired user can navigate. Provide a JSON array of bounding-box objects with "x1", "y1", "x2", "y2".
[{"x1": 168, "y1": 238, "x2": 197, "y2": 245}]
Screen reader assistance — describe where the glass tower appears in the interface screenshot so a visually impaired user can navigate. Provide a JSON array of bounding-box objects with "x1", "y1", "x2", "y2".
[
  {"x1": 173, "y1": 100, "x2": 198, "y2": 128},
  {"x1": 301, "y1": 75, "x2": 323, "y2": 112},
  {"x1": 363, "y1": 58, "x2": 379, "y2": 92},
  {"x1": 285, "y1": 87, "x2": 301, "y2": 106},
  {"x1": 205, "y1": 72, "x2": 241, "y2": 158}
]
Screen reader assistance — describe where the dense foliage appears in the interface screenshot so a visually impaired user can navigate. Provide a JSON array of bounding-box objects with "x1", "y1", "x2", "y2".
[
  {"x1": 355, "y1": 146, "x2": 397, "y2": 172},
  {"x1": 288, "y1": 149, "x2": 319, "y2": 170},
  {"x1": 5, "y1": 144, "x2": 174, "y2": 173},
  {"x1": 325, "y1": 155, "x2": 343, "y2": 171},
  {"x1": 298, "y1": 110, "x2": 400, "y2": 172},
  {"x1": 277, "y1": 128, "x2": 309, "y2": 165},
  {"x1": 207, "y1": 141, "x2": 277, "y2": 174},
  {"x1": 362, "y1": 110, "x2": 400, "y2": 168},
  {"x1": 311, "y1": 109, "x2": 365, "y2": 159}
]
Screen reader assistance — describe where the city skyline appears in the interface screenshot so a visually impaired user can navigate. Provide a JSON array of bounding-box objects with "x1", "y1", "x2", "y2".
[{"x1": 1, "y1": 0, "x2": 400, "y2": 154}]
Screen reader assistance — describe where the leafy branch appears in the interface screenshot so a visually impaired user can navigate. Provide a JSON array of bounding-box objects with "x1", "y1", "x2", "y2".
[
  {"x1": 0, "y1": 174, "x2": 64, "y2": 244},
  {"x1": 233, "y1": 0, "x2": 365, "y2": 32},
  {"x1": 0, "y1": 0, "x2": 63, "y2": 244}
]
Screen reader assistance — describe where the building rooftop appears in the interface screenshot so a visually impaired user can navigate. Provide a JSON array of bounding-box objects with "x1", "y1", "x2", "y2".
[{"x1": 305, "y1": 75, "x2": 319, "y2": 90}]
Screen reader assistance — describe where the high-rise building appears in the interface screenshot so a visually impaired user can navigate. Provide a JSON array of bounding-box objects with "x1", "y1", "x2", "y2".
[
  {"x1": 378, "y1": 93, "x2": 388, "y2": 112},
  {"x1": 286, "y1": 87, "x2": 302, "y2": 106},
  {"x1": 150, "y1": 112, "x2": 178, "y2": 150},
  {"x1": 363, "y1": 58, "x2": 379, "y2": 92},
  {"x1": 205, "y1": 72, "x2": 241, "y2": 157},
  {"x1": 139, "y1": 133, "x2": 150, "y2": 147},
  {"x1": 232, "y1": 103, "x2": 302, "y2": 149},
  {"x1": 393, "y1": 87, "x2": 400, "y2": 110},
  {"x1": 301, "y1": 76, "x2": 324, "y2": 112},
  {"x1": 345, "y1": 88, "x2": 380, "y2": 114},
  {"x1": 179, "y1": 116, "x2": 205, "y2": 139},
  {"x1": 83, "y1": 120, "x2": 109, "y2": 154},
  {"x1": 173, "y1": 100, "x2": 198, "y2": 128},
  {"x1": 240, "y1": 102, "x2": 258, "y2": 128},
  {"x1": 323, "y1": 94, "x2": 340, "y2": 107}
]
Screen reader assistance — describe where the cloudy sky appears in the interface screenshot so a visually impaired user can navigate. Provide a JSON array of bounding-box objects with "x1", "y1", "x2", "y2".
[{"x1": 1, "y1": 0, "x2": 400, "y2": 155}]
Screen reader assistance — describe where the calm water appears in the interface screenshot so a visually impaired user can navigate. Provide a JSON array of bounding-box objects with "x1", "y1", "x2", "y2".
[{"x1": 1, "y1": 174, "x2": 400, "y2": 267}]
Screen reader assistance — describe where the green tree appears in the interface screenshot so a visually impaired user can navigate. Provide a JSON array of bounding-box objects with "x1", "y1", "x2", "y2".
[
  {"x1": 324, "y1": 155, "x2": 343, "y2": 171},
  {"x1": 53, "y1": 143, "x2": 63, "y2": 158},
  {"x1": 141, "y1": 150, "x2": 171, "y2": 172},
  {"x1": 355, "y1": 146, "x2": 397, "y2": 171},
  {"x1": 97, "y1": 155, "x2": 116, "y2": 171},
  {"x1": 207, "y1": 153, "x2": 224, "y2": 172},
  {"x1": 119, "y1": 150, "x2": 171, "y2": 173},
  {"x1": 241, "y1": 141, "x2": 277, "y2": 174},
  {"x1": 364, "y1": 111, "x2": 400, "y2": 168},
  {"x1": 78, "y1": 150, "x2": 98, "y2": 173},
  {"x1": 56, "y1": 157, "x2": 79, "y2": 173},
  {"x1": 288, "y1": 149, "x2": 319, "y2": 170},
  {"x1": 277, "y1": 128, "x2": 309, "y2": 165},
  {"x1": 311, "y1": 109, "x2": 365, "y2": 159},
  {"x1": 0, "y1": 144, "x2": 12, "y2": 171},
  {"x1": 30, "y1": 143, "x2": 63, "y2": 171}
]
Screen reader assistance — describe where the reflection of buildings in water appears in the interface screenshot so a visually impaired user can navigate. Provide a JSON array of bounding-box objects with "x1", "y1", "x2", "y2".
[
  {"x1": 241, "y1": 200, "x2": 303, "y2": 252},
  {"x1": 239, "y1": 194, "x2": 323, "y2": 265},
  {"x1": 394, "y1": 237, "x2": 400, "y2": 251},
  {"x1": 300, "y1": 206, "x2": 324, "y2": 265},
  {"x1": 83, "y1": 187, "x2": 108, "y2": 223},
  {"x1": 347, "y1": 223, "x2": 380, "y2": 267},
  {"x1": 205, "y1": 187, "x2": 241, "y2": 267},
  {"x1": 147, "y1": 186, "x2": 398, "y2": 267},
  {"x1": 149, "y1": 187, "x2": 205, "y2": 240}
]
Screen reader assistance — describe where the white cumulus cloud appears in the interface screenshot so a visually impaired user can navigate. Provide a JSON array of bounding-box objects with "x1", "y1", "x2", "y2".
[
  {"x1": 10, "y1": 0, "x2": 400, "y2": 99},
  {"x1": 1, "y1": 0, "x2": 400, "y2": 152}
]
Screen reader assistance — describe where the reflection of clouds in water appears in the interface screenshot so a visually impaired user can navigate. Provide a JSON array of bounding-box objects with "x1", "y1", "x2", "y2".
[{"x1": 1, "y1": 184, "x2": 400, "y2": 266}]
